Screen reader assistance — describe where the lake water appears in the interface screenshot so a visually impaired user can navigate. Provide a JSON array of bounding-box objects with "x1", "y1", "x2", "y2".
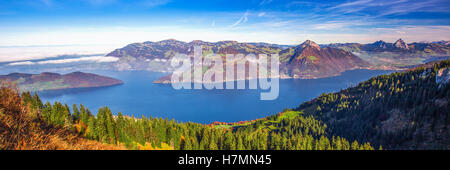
[{"x1": 38, "y1": 69, "x2": 394, "y2": 124}]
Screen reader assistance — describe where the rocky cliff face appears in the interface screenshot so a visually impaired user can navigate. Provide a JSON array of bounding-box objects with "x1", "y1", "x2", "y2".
[{"x1": 436, "y1": 68, "x2": 450, "y2": 88}]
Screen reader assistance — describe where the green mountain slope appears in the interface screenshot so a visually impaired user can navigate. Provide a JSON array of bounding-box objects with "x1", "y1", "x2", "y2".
[
  {"x1": 5, "y1": 87, "x2": 373, "y2": 150},
  {"x1": 293, "y1": 60, "x2": 450, "y2": 149}
]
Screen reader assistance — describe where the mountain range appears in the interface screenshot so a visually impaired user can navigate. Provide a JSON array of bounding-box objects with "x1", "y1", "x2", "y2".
[
  {"x1": 107, "y1": 39, "x2": 372, "y2": 83},
  {"x1": 0, "y1": 71, "x2": 123, "y2": 92},
  {"x1": 327, "y1": 39, "x2": 450, "y2": 54},
  {"x1": 326, "y1": 39, "x2": 450, "y2": 67}
]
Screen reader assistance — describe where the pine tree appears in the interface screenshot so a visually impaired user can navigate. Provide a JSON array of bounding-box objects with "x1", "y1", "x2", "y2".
[
  {"x1": 87, "y1": 117, "x2": 97, "y2": 139},
  {"x1": 351, "y1": 141, "x2": 360, "y2": 150},
  {"x1": 104, "y1": 107, "x2": 116, "y2": 143},
  {"x1": 72, "y1": 104, "x2": 80, "y2": 122},
  {"x1": 95, "y1": 108, "x2": 107, "y2": 142},
  {"x1": 209, "y1": 138, "x2": 218, "y2": 150}
]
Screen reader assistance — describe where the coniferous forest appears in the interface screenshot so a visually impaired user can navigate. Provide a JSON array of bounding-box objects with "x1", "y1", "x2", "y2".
[
  {"x1": 297, "y1": 60, "x2": 450, "y2": 149},
  {"x1": 1, "y1": 60, "x2": 449, "y2": 150},
  {"x1": 12, "y1": 91, "x2": 374, "y2": 150}
]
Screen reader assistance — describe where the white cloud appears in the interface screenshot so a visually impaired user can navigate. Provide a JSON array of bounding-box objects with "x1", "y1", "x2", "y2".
[
  {"x1": 7, "y1": 56, "x2": 119, "y2": 66},
  {"x1": 7, "y1": 61, "x2": 35, "y2": 66},
  {"x1": 0, "y1": 44, "x2": 121, "y2": 62},
  {"x1": 258, "y1": 12, "x2": 265, "y2": 17},
  {"x1": 37, "y1": 56, "x2": 119, "y2": 64}
]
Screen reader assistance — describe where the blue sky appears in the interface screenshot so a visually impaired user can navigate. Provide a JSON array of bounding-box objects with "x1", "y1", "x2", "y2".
[{"x1": 0, "y1": 0, "x2": 449, "y2": 46}]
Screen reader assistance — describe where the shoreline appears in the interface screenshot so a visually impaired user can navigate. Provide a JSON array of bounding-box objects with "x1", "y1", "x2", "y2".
[{"x1": 152, "y1": 67, "x2": 401, "y2": 84}]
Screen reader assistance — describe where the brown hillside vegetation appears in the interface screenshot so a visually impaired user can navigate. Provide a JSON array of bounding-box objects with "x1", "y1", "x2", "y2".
[{"x1": 0, "y1": 83, "x2": 124, "y2": 150}]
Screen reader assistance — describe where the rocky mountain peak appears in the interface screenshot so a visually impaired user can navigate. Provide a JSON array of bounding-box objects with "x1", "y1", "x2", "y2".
[
  {"x1": 300, "y1": 40, "x2": 320, "y2": 50},
  {"x1": 394, "y1": 38, "x2": 409, "y2": 50},
  {"x1": 373, "y1": 40, "x2": 388, "y2": 48}
]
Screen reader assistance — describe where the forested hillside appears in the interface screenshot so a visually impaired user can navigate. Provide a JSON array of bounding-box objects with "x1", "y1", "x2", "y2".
[
  {"x1": 294, "y1": 60, "x2": 450, "y2": 149},
  {"x1": 14, "y1": 95, "x2": 373, "y2": 150},
  {"x1": 1, "y1": 84, "x2": 373, "y2": 150},
  {"x1": 0, "y1": 83, "x2": 124, "y2": 150}
]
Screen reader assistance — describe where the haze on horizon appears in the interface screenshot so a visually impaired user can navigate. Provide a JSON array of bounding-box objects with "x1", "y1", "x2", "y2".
[{"x1": 0, "y1": 0, "x2": 449, "y2": 47}]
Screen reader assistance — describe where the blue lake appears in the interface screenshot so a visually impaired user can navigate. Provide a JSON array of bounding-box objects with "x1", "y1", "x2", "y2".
[{"x1": 38, "y1": 69, "x2": 394, "y2": 124}]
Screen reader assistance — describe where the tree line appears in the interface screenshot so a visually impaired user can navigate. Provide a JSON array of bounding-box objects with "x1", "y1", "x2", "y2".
[{"x1": 21, "y1": 92, "x2": 374, "y2": 150}]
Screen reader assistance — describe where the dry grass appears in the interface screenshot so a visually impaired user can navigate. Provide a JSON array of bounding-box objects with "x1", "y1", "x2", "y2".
[{"x1": 0, "y1": 82, "x2": 125, "y2": 150}]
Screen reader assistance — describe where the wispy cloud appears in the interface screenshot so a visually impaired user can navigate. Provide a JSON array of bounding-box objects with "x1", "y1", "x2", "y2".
[
  {"x1": 1, "y1": 0, "x2": 449, "y2": 46},
  {"x1": 313, "y1": 20, "x2": 380, "y2": 30},
  {"x1": 377, "y1": 0, "x2": 450, "y2": 16},
  {"x1": 327, "y1": 0, "x2": 449, "y2": 16},
  {"x1": 253, "y1": 20, "x2": 295, "y2": 28},
  {"x1": 82, "y1": 0, "x2": 171, "y2": 7},
  {"x1": 259, "y1": 0, "x2": 273, "y2": 6},
  {"x1": 231, "y1": 11, "x2": 249, "y2": 27},
  {"x1": 328, "y1": 0, "x2": 374, "y2": 10}
]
